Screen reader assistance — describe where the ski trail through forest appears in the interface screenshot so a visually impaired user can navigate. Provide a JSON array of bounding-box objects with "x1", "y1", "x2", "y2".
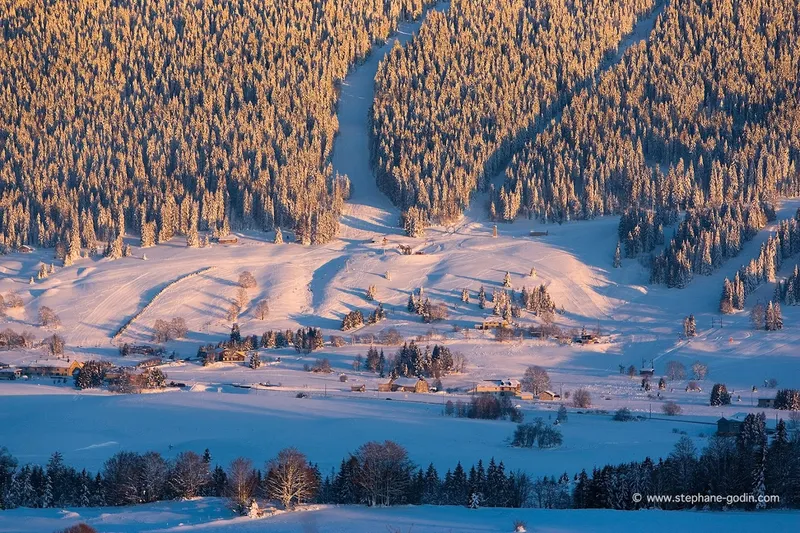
[
  {"x1": 333, "y1": 3, "x2": 451, "y2": 242},
  {"x1": 464, "y1": 1, "x2": 669, "y2": 230}
]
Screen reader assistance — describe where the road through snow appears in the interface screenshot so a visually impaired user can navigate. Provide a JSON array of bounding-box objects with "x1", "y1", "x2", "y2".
[{"x1": 332, "y1": 3, "x2": 450, "y2": 241}]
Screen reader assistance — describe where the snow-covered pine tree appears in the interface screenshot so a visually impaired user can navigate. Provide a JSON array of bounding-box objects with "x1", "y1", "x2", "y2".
[{"x1": 613, "y1": 241, "x2": 622, "y2": 268}]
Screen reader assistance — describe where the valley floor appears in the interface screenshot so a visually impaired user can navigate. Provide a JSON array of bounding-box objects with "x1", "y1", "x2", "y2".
[{"x1": 1, "y1": 500, "x2": 798, "y2": 533}]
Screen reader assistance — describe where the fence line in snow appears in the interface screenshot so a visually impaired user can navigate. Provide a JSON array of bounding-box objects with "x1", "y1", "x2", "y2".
[{"x1": 112, "y1": 266, "x2": 215, "y2": 342}]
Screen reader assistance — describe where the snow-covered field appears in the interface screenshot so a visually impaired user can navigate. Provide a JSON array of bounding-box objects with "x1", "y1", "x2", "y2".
[
  {"x1": 1, "y1": 500, "x2": 798, "y2": 533},
  {"x1": 2, "y1": 2, "x2": 800, "y2": 531}
]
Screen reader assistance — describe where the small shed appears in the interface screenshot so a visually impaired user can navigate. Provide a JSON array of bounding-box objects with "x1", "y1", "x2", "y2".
[
  {"x1": 639, "y1": 368, "x2": 655, "y2": 377},
  {"x1": 539, "y1": 390, "x2": 561, "y2": 401},
  {"x1": 377, "y1": 381, "x2": 393, "y2": 392},
  {"x1": 216, "y1": 235, "x2": 239, "y2": 245},
  {"x1": 717, "y1": 417, "x2": 743, "y2": 436},
  {"x1": 350, "y1": 384, "x2": 366, "y2": 393},
  {"x1": 757, "y1": 398, "x2": 776, "y2": 408}
]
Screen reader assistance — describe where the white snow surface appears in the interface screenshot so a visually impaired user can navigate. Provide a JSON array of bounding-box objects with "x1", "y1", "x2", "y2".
[{"x1": 1, "y1": 501, "x2": 798, "y2": 533}]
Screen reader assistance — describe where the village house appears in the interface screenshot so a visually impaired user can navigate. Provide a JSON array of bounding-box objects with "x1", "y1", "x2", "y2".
[
  {"x1": 217, "y1": 348, "x2": 246, "y2": 363},
  {"x1": 391, "y1": 377, "x2": 429, "y2": 393},
  {"x1": 19, "y1": 360, "x2": 83, "y2": 378},
  {"x1": 0, "y1": 368, "x2": 22, "y2": 380},
  {"x1": 474, "y1": 318, "x2": 510, "y2": 330},
  {"x1": 380, "y1": 377, "x2": 429, "y2": 393},
  {"x1": 200, "y1": 346, "x2": 247, "y2": 363},
  {"x1": 538, "y1": 390, "x2": 561, "y2": 401},
  {"x1": 475, "y1": 379, "x2": 521, "y2": 397}
]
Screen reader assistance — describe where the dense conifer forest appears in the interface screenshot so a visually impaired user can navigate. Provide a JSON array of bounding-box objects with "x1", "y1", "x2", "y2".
[
  {"x1": 371, "y1": 0, "x2": 656, "y2": 233},
  {"x1": 502, "y1": 0, "x2": 800, "y2": 223},
  {"x1": 0, "y1": 0, "x2": 432, "y2": 249}
]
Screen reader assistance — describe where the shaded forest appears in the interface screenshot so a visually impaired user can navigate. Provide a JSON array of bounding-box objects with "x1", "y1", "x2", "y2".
[{"x1": 0, "y1": 0, "x2": 433, "y2": 249}]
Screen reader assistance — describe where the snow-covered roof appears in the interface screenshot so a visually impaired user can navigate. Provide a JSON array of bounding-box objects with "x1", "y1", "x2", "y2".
[
  {"x1": 483, "y1": 379, "x2": 519, "y2": 387},
  {"x1": 393, "y1": 377, "x2": 422, "y2": 387}
]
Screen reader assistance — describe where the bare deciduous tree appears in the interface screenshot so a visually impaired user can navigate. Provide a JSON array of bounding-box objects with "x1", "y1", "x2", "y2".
[
  {"x1": 235, "y1": 287, "x2": 249, "y2": 309},
  {"x1": 226, "y1": 457, "x2": 258, "y2": 512},
  {"x1": 254, "y1": 300, "x2": 270, "y2": 320},
  {"x1": 521, "y1": 365, "x2": 550, "y2": 394},
  {"x1": 264, "y1": 448, "x2": 318, "y2": 509},
  {"x1": 572, "y1": 388, "x2": 592, "y2": 408},
  {"x1": 168, "y1": 451, "x2": 209, "y2": 499},
  {"x1": 354, "y1": 441, "x2": 413, "y2": 507},
  {"x1": 750, "y1": 303, "x2": 766, "y2": 330},
  {"x1": 665, "y1": 361, "x2": 687, "y2": 381},
  {"x1": 691, "y1": 360, "x2": 708, "y2": 380},
  {"x1": 140, "y1": 451, "x2": 169, "y2": 503},
  {"x1": 39, "y1": 306, "x2": 61, "y2": 328},
  {"x1": 152, "y1": 317, "x2": 188, "y2": 343},
  {"x1": 45, "y1": 333, "x2": 65, "y2": 357}
]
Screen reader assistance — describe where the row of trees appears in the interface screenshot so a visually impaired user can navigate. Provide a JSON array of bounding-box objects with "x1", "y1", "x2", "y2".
[
  {"x1": 382, "y1": 342, "x2": 462, "y2": 379},
  {"x1": 504, "y1": 0, "x2": 800, "y2": 224},
  {"x1": 574, "y1": 416, "x2": 800, "y2": 510},
  {"x1": 721, "y1": 211, "x2": 800, "y2": 312},
  {"x1": 5, "y1": 416, "x2": 798, "y2": 513},
  {"x1": 0, "y1": 0, "x2": 437, "y2": 250},
  {"x1": 371, "y1": 0, "x2": 656, "y2": 232},
  {"x1": 651, "y1": 202, "x2": 768, "y2": 288}
]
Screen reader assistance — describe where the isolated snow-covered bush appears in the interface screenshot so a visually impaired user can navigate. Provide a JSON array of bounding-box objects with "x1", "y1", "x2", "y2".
[
  {"x1": 612, "y1": 407, "x2": 634, "y2": 422},
  {"x1": 512, "y1": 419, "x2": 563, "y2": 448},
  {"x1": 238, "y1": 271, "x2": 257, "y2": 289},
  {"x1": 572, "y1": 388, "x2": 591, "y2": 408},
  {"x1": 662, "y1": 401, "x2": 682, "y2": 416}
]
